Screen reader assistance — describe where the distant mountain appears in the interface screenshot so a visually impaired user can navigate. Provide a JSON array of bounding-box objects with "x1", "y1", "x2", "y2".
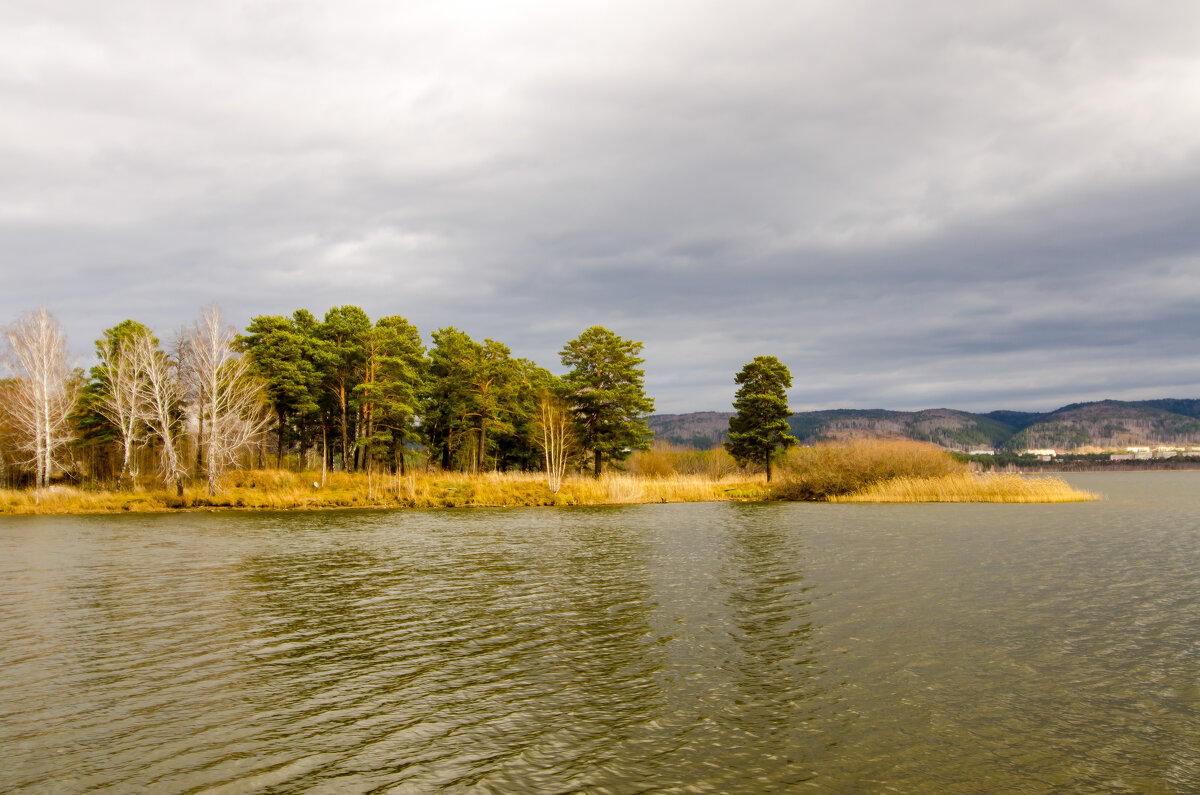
[
  {"x1": 648, "y1": 398, "x2": 1200, "y2": 452},
  {"x1": 646, "y1": 411, "x2": 733, "y2": 449},
  {"x1": 1006, "y1": 400, "x2": 1200, "y2": 451}
]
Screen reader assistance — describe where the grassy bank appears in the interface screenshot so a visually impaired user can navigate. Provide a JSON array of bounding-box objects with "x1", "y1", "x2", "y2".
[
  {"x1": 0, "y1": 469, "x2": 770, "y2": 515},
  {"x1": 0, "y1": 440, "x2": 1103, "y2": 514}
]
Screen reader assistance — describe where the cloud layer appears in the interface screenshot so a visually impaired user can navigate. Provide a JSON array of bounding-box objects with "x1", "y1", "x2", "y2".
[{"x1": 4, "y1": 1, "x2": 1200, "y2": 411}]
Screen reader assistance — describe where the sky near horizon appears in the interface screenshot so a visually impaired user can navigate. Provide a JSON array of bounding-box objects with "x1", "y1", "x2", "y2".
[{"x1": 4, "y1": 1, "x2": 1200, "y2": 413}]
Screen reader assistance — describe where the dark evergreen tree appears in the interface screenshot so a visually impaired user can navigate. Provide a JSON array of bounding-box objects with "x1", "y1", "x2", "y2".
[
  {"x1": 423, "y1": 327, "x2": 479, "y2": 470},
  {"x1": 236, "y1": 315, "x2": 320, "y2": 468},
  {"x1": 724, "y1": 355, "x2": 797, "y2": 482},
  {"x1": 319, "y1": 306, "x2": 371, "y2": 470},
  {"x1": 560, "y1": 326, "x2": 655, "y2": 477},
  {"x1": 493, "y1": 360, "x2": 560, "y2": 472},
  {"x1": 356, "y1": 316, "x2": 425, "y2": 474}
]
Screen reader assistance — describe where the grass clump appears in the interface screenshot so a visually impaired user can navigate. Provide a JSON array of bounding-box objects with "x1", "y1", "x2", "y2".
[
  {"x1": 773, "y1": 439, "x2": 1098, "y2": 503},
  {"x1": 773, "y1": 439, "x2": 965, "y2": 501},
  {"x1": 830, "y1": 472, "x2": 1098, "y2": 503}
]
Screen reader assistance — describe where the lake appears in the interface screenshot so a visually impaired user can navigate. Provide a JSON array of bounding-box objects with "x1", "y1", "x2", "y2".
[{"x1": 2, "y1": 472, "x2": 1198, "y2": 793}]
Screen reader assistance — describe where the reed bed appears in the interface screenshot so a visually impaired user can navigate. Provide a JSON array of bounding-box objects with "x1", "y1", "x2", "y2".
[
  {"x1": 773, "y1": 439, "x2": 966, "y2": 501},
  {"x1": 0, "y1": 441, "x2": 1101, "y2": 513},
  {"x1": 0, "y1": 469, "x2": 769, "y2": 514},
  {"x1": 773, "y1": 439, "x2": 1099, "y2": 503},
  {"x1": 830, "y1": 472, "x2": 1099, "y2": 503}
]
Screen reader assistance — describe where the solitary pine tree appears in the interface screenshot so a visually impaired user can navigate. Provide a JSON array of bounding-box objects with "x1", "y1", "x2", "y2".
[
  {"x1": 560, "y1": 326, "x2": 655, "y2": 477},
  {"x1": 725, "y1": 356, "x2": 797, "y2": 482}
]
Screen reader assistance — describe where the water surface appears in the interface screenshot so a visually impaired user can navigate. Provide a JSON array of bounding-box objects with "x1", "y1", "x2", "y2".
[{"x1": 1, "y1": 472, "x2": 1198, "y2": 792}]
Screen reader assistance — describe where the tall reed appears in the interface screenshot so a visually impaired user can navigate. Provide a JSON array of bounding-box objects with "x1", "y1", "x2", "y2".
[
  {"x1": 773, "y1": 439, "x2": 965, "y2": 501},
  {"x1": 0, "y1": 469, "x2": 770, "y2": 514},
  {"x1": 830, "y1": 472, "x2": 1097, "y2": 503}
]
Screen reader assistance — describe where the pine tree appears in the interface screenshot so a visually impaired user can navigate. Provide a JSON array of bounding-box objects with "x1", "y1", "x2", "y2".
[
  {"x1": 236, "y1": 314, "x2": 320, "y2": 468},
  {"x1": 725, "y1": 356, "x2": 797, "y2": 482},
  {"x1": 560, "y1": 326, "x2": 655, "y2": 477}
]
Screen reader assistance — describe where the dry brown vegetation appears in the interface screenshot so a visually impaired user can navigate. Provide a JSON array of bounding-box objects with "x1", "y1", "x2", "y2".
[
  {"x1": 830, "y1": 472, "x2": 1098, "y2": 503},
  {"x1": 0, "y1": 440, "x2": 1102, "y2": 514},
  {"x1": 0, "y1": 469, "x2": 769, "y2": 514},
  {"x1": 774, "y1": 439, "x2": 1097, "y2": 503},
  {"x1": 773, "y1": 439, "x2": 965, "y2": 501}
]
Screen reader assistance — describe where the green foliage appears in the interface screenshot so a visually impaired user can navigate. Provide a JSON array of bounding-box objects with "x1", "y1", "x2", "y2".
[
  {"x1": 424, "y1": 327, "x2": 481, "y2": 470},
  {"x1": 560, "y1": 326, "x2": 655, "y2": 477},
  {"x1": 356, "y1": 315, "x2": 425, "y2": 471},
  {"x1": 74, "y1": 320, "x2": 157, "y2": 455},
  {"x1": 492, "y1": 359, "x2": 562, "y2": 472},
  {"x1": 319, "y1": 306, "x2": 372, "y2": 470},
  {"x1": 724, "y1": 356, "x2": 797, "y2": 481},
  {"x1": 422, "y1": 328, "x2": 554, "y2": 472},
  {"x1": 236, "y1": 314, "x2": 323, "y2": 466}
]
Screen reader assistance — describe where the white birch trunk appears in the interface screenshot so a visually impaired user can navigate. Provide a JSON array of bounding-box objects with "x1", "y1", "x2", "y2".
[
  {"x1": 3, "y1": 309, "x2": 77, "y2": 488},
  {"x1": 186, "y1": 306, "x2": 271, "y2": 496}
]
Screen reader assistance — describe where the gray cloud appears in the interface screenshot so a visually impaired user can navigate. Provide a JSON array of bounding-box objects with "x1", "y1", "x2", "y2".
[{"x1": 3, "y1": 0, "x2": 1199, "y2": 412}]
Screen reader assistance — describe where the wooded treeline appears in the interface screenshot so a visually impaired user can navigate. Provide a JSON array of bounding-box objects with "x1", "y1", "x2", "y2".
[{"x1": 0, "y1": 306, "x2": 656, "y2": 493}]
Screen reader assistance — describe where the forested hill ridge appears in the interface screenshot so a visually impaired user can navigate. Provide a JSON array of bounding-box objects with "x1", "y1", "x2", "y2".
[{"x1": 649, "y1": 399, "x2": 1200, "y2": 452}]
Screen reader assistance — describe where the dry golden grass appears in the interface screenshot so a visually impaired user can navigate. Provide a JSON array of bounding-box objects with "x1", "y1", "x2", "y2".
[
  {"x1": 773, "y1": 439, "x2": 965, "y2": 501},
  {"x1": 774, "y1": 439, "x2": 1099, "y2": 503},
  {"x1": 0, "y1": 469, "x2": 769, "y2": 514},
  {"x1": 830, "y1": 472, "x2": 1099, "y2": 503},
  {"x1": 0, "y1": 485, "x2": 171, "y2": 514},
  {"x1": 0, "y1": 442, "x2": 1100, "y2": 513}
]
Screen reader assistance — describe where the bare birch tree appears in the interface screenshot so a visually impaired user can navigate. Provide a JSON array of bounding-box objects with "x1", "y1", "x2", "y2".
[
  {"x1": 186, "y1": 306, "x2": 271, "y2": 495},
  {"x1": 3, "y1": 309, "x2": 78, "y2": 488},
  {"x1": 96, "y1": 331, "x2": 149, "y2": 488},
  {"x1": 131, "y1": 332, "x2": 188, "y2": 495},
  {"x1": 537, "y1": 392, "x2": 573, "y2": 494}
]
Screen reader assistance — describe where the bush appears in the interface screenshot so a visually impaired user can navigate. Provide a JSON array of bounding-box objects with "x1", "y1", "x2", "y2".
[
  {"x1": 773, "y1": 439, "x2": 966, "y2": 501},
  {"x1": 628, "y1": 443, "x2": 742, "y2": 479},
  {"x1": 629, "y1": 448, "x2": 676, "y2": 478}
]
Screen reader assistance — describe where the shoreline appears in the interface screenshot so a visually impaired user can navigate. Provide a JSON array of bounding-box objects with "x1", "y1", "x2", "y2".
[
  {"x1": 0, "y1": 471, "x2": 771, "y2": 516},
  {"x1": 0, "y1": 468, "x2": 1102, "y2": 515}
]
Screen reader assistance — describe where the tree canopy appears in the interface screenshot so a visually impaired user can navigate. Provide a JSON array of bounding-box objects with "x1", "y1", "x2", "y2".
[
  {"x1": 725, "y1": 355, "x2": 797, "y2": 482},
  {"x1": 560, "y1": 326, "x2": 655, "y2": 477},
  {"x1": 0, "y1": 307, "x2": 662, "y2": 489}
]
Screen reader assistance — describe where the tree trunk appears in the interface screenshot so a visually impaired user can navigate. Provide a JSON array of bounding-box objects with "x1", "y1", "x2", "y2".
[
  {"x1": 593, "y1": 448, "x2": 602, "y2": 478},
  {"x1": 276, "y1": 408, "x2": 286, "y2": 470},
  {"x1": 765, "y1": 452, "x2": 772, "y2": 483},
  {"x1": 339, "y1": 384, "x2": 349, "y2": 472},
  {"x1": 195, "y1": 410, "x2": 205, "y2": 478}
]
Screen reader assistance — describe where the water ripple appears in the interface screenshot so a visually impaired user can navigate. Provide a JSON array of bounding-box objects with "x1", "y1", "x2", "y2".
[{"x1": 2, "y1": 474, "x2": 1199, "y2": 791}]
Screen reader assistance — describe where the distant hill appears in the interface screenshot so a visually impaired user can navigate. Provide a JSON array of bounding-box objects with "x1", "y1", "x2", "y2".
[
  {"x1": 1006, "y1": 400, "x2": 1200, "y2": 451},
  {"x1": 648, "y1": 398, "x2": 1200, "y2": 452},
  {"x1": 646, "y1": 411, "x2": 733, "y2": 449}
]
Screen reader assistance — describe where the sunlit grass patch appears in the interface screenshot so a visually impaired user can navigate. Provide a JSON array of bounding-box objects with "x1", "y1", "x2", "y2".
[
  {"x1": 773, "y1": 439, "x2": 965, "y2": 501},
  {"x1": 829, "y1": 472, "x2": 1099, "y2": 503},
  {"x1": 0, "y1": 469, "x2": 768, "y2": 513}
]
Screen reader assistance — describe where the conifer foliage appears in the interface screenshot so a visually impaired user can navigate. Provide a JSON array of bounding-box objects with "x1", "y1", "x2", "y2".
[
  {"x1": 560, "y1": 326, "x2": 655, "y2": 477},
  {"x1": 725, "y1": 355, "x2": 797, "y2": 482}
]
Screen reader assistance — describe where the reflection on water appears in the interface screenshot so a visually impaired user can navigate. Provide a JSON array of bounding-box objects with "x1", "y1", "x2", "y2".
[{"x1": 1, "y1": 472, "x2": 1198, "y2": 792}]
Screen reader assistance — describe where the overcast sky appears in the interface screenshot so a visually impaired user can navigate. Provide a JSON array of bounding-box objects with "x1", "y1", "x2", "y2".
[{"x1": 4, "y1": 1, "x2": 1199, "y2": 413}]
